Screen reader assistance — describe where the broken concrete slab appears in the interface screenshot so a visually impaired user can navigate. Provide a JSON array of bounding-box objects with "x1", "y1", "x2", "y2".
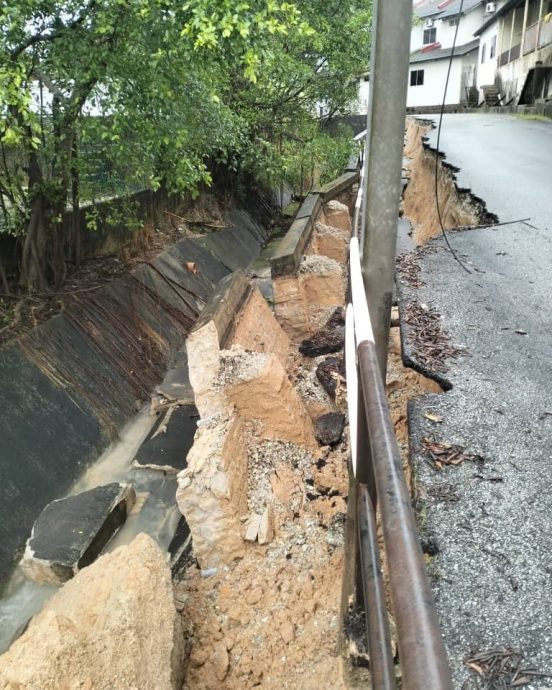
[
  {"x1": 186, "y1": 271, "x2": 250, "y2": 418},
  {"x1": 155, "y1": 359, "x2": 194, "y2": 404},
  {"x1": 313, "y1": 171, "x2": 358, "y2": 201},
  {"x1": 314, "y1": 413, "x2": 345, "y2": 446},
  {"x1": 22, "y1": 483, "x2": 135, "y2": 584},
  {"x1": 133, "y1": 403, "x2": 199, "y2": 473},
  {"x1": 244, "y1": 505, "x2": 274, "y2": 545},
  {"x1": 258, "y1": 505, "x2": 274, "y2": 545},
  {"x1": 168, "y1": 516, "x2": 192, "y2": 575},
  {"x1": 270, "y1": 216, "x2": 314, "y2": 278},
  {"x1": 244, "y1": 514, "x2": 261, "y2": 543},
  {"x1": 177, "y1": 414, "x2": 249, "y2": 568},
  {"x1": 192, "y1": 270, "x2": 249, "y2": 343},
  {"x1": 295, "y1": 193, "x2": 322, "y2": 221}
]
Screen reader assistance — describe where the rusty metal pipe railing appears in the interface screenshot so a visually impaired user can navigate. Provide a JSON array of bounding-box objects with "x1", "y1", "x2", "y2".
[
  {"x1": 343, "y1": 234, "x2": 453, "y2": 688},
  {"x1": 357, "y1": 483, "x2": 396, "y2": 690},
  {"x1": 358, "y1": 339, "x2": 453, "y2": 689}
]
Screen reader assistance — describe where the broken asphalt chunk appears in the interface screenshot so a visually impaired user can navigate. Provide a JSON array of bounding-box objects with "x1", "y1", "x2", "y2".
[
  {"x1": 315, "y1": 412, "x2": 345, "y2": 446},
  {"x1": 315, "y1": 355, "x2": 345, "y2": 399},
  {"x1": 299, "y1": 307, "x2": 345, "y2": 357},
  {"x1": 22, "y1": 483, "x2": 135, "y2": 584}
]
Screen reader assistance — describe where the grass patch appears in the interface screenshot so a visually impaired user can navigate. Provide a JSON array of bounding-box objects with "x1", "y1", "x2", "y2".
[{"x1": 516, "y1": 113, "x2": 552, "y2": 122}]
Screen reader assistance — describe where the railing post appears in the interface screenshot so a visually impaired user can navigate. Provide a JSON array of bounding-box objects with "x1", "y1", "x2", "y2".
[
  {"x1": 508, "y1": 7, "x2": 517, "y2": 63},
  {"x1": 361, "y1": 0, "x2": 412, "y2": 379},
  {"x1": 520, "y1": 0, "x2": 530, "y2": 57}
]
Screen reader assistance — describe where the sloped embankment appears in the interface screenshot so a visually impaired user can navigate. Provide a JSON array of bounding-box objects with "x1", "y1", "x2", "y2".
[
  {"x1": 0, "y1": 205, "x2": 272, "y2": 587},
  {"x1": 403, "y1": 118, "x2": 498, "y2": 245},
  {"x1": 174, "y1": 194, "x2": 355, "y2": 689}
]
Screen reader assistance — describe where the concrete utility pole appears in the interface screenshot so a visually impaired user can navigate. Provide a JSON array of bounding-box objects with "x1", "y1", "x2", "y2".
[{"x1": 361, "y1": 0, "x2": 412, "y2": 378}]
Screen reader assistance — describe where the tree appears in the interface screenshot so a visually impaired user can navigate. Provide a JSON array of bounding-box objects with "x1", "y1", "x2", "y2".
[
  {"x1": 225, "y1": 0, "x2": 371, "y2": 189},
  {"x1": 0, "y1": 0, "x2": 371, "y2": 290}
]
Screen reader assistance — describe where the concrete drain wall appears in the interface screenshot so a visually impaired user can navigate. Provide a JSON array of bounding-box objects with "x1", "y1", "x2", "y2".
[
  {"x1": 0, "y1": 165, "x2": 359, "y2": 688},
  {"x1": 0, "y1": 208, "x2": 272, "y2": 586}
]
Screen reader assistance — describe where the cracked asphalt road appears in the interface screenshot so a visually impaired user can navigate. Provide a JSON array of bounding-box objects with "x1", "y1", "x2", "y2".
[{"x1": 399, "y1": 114, "x2": 552, "y2": 688}]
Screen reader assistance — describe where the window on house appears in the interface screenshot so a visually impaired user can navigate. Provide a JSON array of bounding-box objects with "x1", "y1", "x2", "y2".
[
  {"x1": 490, "y1": 35, "x2": 496, "y2": 58},
  {"x1": 449, "y1": 17, "x2": 459, "y2": 26},
  {"x1": 481, "y1": 43, "x2": 486, "y2": 63},
  {"x1": 410, "y1": 69, "x2": 425, "y2": 86},
  {"x1": 423, "y1": 27, "x2": 437, "y2": 44}
]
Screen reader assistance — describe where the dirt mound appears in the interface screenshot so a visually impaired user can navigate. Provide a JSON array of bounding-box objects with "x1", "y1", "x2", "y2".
[{"x1": 0, "y1": 534, "x2": 185, "y2": 690}]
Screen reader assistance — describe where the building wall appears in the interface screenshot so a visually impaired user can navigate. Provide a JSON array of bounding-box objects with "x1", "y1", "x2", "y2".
[
  {"x1": 407, "y1": 57, "x2": 465, "y2": 107},
  {"x1": 477, "y1": 21, "x2": 500, "y2": 90},
  {"x1": 498, "y1": 43, "x2": 552, "y2": 99},
  {"x1": 411, "y1": 5, "x2": 486, "y2": 52},
  {"x1": 486, "y1": 0, "x2": 552, "y2": 101},
  {"x1": 356, "y1": 77, "x2": 370, "y2": 115}
]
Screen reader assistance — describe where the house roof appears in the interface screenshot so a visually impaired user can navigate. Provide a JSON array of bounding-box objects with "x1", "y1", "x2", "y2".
[
  {"x1": 414, "y1": 0, "x2": 484, "y2": 20},
  {"x1": 410, "y1": 38, "x2": 480, "y2": 63},
  {"x1": 473, "y1": 0, "x2": 523, "y2": 36}
]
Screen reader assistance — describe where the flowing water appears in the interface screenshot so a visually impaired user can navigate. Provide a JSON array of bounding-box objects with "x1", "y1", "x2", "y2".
[{"x1": 0, "y1": 405, "x2": 185, "y2": 654}]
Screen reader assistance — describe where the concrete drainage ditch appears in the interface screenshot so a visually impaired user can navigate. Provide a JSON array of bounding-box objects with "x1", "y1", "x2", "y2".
[
  {"x1": 0, "y1": 145, "x2": 467, "y2": 688},
  {"x1": 0, "y1": 169, "x2": 362, "y2": 688},
  {"x1": 0, "y1": 201, "x2": 274, "y2": 656}
]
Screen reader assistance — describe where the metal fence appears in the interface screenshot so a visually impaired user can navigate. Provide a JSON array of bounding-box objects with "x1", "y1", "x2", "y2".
[{"x1": 343, "y1": 156, "x2": 453, "y2": 688}]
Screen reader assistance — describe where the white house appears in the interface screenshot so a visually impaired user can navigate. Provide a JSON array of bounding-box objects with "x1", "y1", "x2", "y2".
[
  {"x1": 407, "y1": 0, "x2": 487, "y2": 109},
  {"x1": 474, "y1": 0, "x2": 552, "y2": 103}
]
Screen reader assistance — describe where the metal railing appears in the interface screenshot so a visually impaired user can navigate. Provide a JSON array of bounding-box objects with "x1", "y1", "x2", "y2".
[
  {"x1": 342, "y1": 161, "x2": 453, "y2": 688},
  {"x1": 524, "y1": 22, "x2": 539, "y2": 54},
  {"x1": 538, "y1": 18, "x2": 552, "y2": 49}
]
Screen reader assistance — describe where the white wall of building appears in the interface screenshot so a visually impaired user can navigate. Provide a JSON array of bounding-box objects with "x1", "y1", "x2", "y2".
[
  {"x1": 407, "y1": 51, "x2": 477, "y2": 108},
  {"x1": 355, "y1": 77, "x2": 370, "y2": 115},
  {"x1": 407, "y1": 57, "x2": 464, "y2": 107},
  {"x1": 411, "y1": 5, "x2": 486, "y2": 52},
  {"x1": 477, "y1": 22, "x2": 500, "y2": 91}
]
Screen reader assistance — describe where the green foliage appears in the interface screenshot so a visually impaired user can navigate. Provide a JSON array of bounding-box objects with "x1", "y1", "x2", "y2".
[{"x1": 0, "y1": 0, "x2": 371, "y2": 288}]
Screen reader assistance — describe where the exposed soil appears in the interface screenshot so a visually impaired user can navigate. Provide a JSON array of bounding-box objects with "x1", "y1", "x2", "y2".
[
  {"x1": 174, "y1": 321, "x2": 440, "y2": 690},
  {"x1": 176, "y1": 337, "x2": 349, "y2": 689},
  {"x1": 386, "y1": 326, "x2": 442, "y2": 483},
  {"x1": 403, "y1": 118, "x2": 497, "y2": 246}
]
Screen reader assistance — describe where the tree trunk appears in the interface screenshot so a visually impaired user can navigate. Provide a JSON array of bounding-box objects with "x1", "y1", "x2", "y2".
[
  {"x1": 71, "y1": 136, "x2": 81, "y2": 268},
  {"x1": 20, "y1": 149, "x2": 47, "y2": 291}
]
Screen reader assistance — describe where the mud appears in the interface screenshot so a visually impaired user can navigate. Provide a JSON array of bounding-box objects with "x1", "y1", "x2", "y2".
[{"x1": 403, "y1": 118, "x2": 497, "y2": 245}]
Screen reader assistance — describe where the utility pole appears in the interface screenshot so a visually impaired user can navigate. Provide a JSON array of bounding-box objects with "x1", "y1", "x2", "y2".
[{"x1": 361, "y1": 0, "x2": 412, "y2": 378}]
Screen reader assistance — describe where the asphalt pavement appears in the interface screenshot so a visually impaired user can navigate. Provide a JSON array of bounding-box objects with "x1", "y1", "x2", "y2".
[{"x1": 399, "y1": 113, "x2": 552, "y2": 688}]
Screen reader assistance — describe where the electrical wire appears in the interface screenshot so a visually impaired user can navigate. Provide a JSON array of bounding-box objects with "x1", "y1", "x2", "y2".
[{"x1": 434, "y1": 0, "x2": 472, "y2": 274}]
